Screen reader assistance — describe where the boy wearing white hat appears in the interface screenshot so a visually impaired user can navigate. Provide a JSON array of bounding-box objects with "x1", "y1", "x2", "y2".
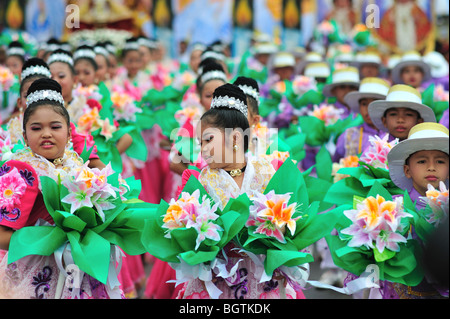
[
  {"x1": 368, "y1": 84, "x2": 436, "y2": 141},
  {"x1": 333, "y1": 77, "x2": 390, "y2": 162},
  {"x1": 322, "y1": 66, "x2": 360, "y2": 119},
  {"x1": 351, "y1": 51, "x2": 382, "y2": 79},
  {"x1": 388, "y1": 122, "x2": 449, "y2": 208}
]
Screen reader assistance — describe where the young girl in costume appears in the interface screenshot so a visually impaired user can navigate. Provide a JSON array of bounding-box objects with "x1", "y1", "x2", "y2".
[
  {"x1": 0, "y1": 78, "x2": 123, "y2": 298},
  {"x1": 5, "y1": 41, "x2": 26, "y2": 78},
  {"x1": 368, "y1": 84, "x2": 436, "y2": 142},
  {"x1": 177, "y1": 83, "x2": 305, "y2": 299}
]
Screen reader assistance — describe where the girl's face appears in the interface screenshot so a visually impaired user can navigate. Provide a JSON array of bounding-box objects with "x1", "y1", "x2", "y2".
[
  {"x1": 200, "y1": 80, "x2": 225, "y2": 110},
  {"x1": 18, "y1": 80, "x2": 34, "y2": 112},
  {"x1": 382, "y1": 107, "x2": 423, "y2": 140},
  {"x1": 74, "y1": 60, "x2": 97, "y2": 87},
  {"x1": 23, "y1": 105, "x2": 71, "y2": 160},
  {"x1": 358, "y1": 98, "x2": 377, "y2": 129},
  {"x1": 123, "y1": 50, "x2": 142, "y2": 78},
  {"x1": 189, "y1": 49, "x2": 203, "y2": 73},
  {"x1": 50, "y1": 62, "x2": 75, "y2": 103},
  {"x1": 198, "y1": 123, "x2": 226, "y2": 169},
  {"x1": 108, "y1": 54, "x2": 118, "y2": 78},
  {"x1": 139, "y1": 46, "x2": 152, "y2": 68},
  {"x1": 404, "y1": 150, "x2": 449, "y2": 195},
  {"x1": 95, "y1": 55, "x2": 109, "y2": 83},
  {"x1": 400, "y1": 65, "x2": 424, "y2": 88},
  {"x1": 6, "y1": 56, "x2": 23, "y2": 77}
]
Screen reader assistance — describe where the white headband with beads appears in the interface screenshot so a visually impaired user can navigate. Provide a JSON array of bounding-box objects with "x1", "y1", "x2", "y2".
[
  {"x1": 26, "y1": 89, "x2": 65, "y2": 108},
  {"x1": 21, "y1": 65, "x2": 51, "y2": 81},
  {"x1": 237, "y1": 84, "x2": 260, "y2": 105},
  {"x1": 200, "y1": 70, "x2": 227, "y2": 85},
  {"x1": 7, "y1": 47, "x2": 25, "y2": 57},
  {"x1": 211, "y1": 95, "x2": 248, "y2": 117},
  {"x1": 47, "y1": 53, "x2": 74, "y2": 66},
  {"x1": 73, "y1": 49, "x2": 96, "y2": 61}
]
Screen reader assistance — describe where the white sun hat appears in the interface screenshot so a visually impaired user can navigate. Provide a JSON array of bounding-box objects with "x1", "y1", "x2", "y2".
[
  {"x1": 297, "y1": 52, "x2": 324, "y2": 74},
  {"x1": 368, "y1": 84, "x2": 436, "y2": 132},
  {"x1": 322, "y1": 66, "x2": 360, "y2": 97},
  {"x1": 304, "y1": 62, "x2": 330, "y2": 79},
  {"x1": 272, "y1": 52, "x2": 296, "y2": 68},
  {"x1": 387, "y1": 122, "x2": 449, "y2": 191},
  {"x1": 351, "y1": 51, "x2": 382, "y2": 69},
  {"x1": 423, "y1": 51, "x2": 449, "y2": 79},
  {"x1": 391, "y1": 51, "x2": 432, "y2": 84},
  {"x1": 344, "y1": 77, "x2": 390, "y2": 113}
]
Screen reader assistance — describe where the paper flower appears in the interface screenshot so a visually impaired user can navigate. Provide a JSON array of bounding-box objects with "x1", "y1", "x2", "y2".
[
  {"x1": 292, "y1": 75, "x2": 318, "y2": 96},
  {"x1": 434, "y1": 84, "x2": 449, "y2": 102},
  {"x1": 111, "y1": 91, "x2": 142, "y2": 122},
  {"x1": 246, "y1": 191, "x2": 301, "y2": 244},
  {"x1": 332, "y1": 155, "x2": 359, "y2": 183},
  {"x1": 420, "y1": 181, "x2": 449, "y2": 226},
  {"x1": 308, "y1": 103, "x2": 344, "y2": 126},
  {"x1": 360, "y1": 134, "x2": 399, "y2": 170},
  {"x1": 162, "y1": 189, "x2": 222, "y2": 250},
  {"x1": 61, "y1": 163, "x2": 119, "y2": 220},
  {"x1": 0, "y1": 66, "x2": 14, "y2": 91},
  {"x1": 0, "y1": 130, "x2": 14, "y2": 162},
  {"x1": 0, "y1": 167, "x2": 27, "y2": 211},
  {"x1": 341, "y1": 195, "x2": 412, "y2": 253},
  {"x1": 73, "y1": 84, "x2": 103, "y2": 101}
]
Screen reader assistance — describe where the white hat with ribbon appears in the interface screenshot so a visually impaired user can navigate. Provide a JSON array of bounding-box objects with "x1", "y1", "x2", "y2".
[
  {"x1": 344, "y1": 77, "x2": 390, "y2": 113},
  {"x1": 387, "y1": 122, "x2": 449, "y2": 190},
  {"x1": 368, "y1": 84, "x2": 436, "y2": 132},
  {"x1": 322, "y1": 66, "x2": 360, "y2": 97}
]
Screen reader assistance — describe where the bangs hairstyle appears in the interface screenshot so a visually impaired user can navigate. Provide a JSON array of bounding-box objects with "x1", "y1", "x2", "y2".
[{"x1": 23, "y1": 78, "x2": 71, "y2": 131}]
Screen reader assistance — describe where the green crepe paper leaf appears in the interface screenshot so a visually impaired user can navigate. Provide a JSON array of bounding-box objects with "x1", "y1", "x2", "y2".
[
  {"x1": 8, "y1": 226, "x2": 67, "y2": 264},
  {"x1": 123, "y1": 127, "x2": 148, "y2": 162},
  {"x1": 374, "y1": 247, "x2": 396, "y2": 263},
  {"x1": 175, "y1": 136, "x2": 200, "y2": 164},
  {"x1": 67, "y1": 230, "x2": 112, "y2": 284},
  {"x1": 79, "y1": 139, "x2": 94, "y2": 163},
  {"x1": 218, "y1": 194, "x2": 251, "y2": 246},
  {"x1": 264, "y1": 250, "x2": 313, "y2": 277},
  {"x1": 51, "y1": 210, "x2": 87, "y2": 233},
  {"x1": 39, "y1": 176, "x2": 63, "y2": 214},
  {"x1": 179, "y1": 247, "x2": 221, "y2": 266},
  {"x1": 315, "y1": 146, "x2": 333, "y2": 182},
  {"x1": 292, "y1": 90, "x2": 324, "y2": 108},
  {"x1": 324, "y1": 177, "x2": 368, "y2": 206},
  {"x1": 367, "y1": 181, "x2": 393, "y2": 201},
  {"x1": 421, "y1": 83, "x2": 434, "y2": 108},
  {"x1": 265, "y1": 159, "x2": 308, "y2": 206},
  {"x1": 303, "y1": 175, "x2": 334, "y2": 212},
  {"x1": 180, "y1": 175, "x2": 212, "y2": 202},
  {"x1": 298, "y1": 116, "x2": 327, "y2": 146}
]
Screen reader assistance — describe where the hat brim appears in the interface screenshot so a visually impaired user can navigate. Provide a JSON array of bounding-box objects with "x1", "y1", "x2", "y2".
[
  {"x1": 368, "y1": 100, "x2": 437, "y2": 132},
  {"x1": 344, "y1": 92, "x2": 386, "y2": 113},
  {"x1": 388, "y1": 137, "x2": 449, "y2": 190},
  {"x1": 391, "y1": 60, "x2": 432, "y2": 84},
  {"x1": 322, "y1": 81, "x2": 359, "y2": 98}
]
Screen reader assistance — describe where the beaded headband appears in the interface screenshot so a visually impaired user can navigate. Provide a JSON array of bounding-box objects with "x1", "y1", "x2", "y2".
[
  {"x1": 138, "y1": 38, "x2": 158, "y2": 49},
  {"x1": 21, "y1": 65, "x2": 51, "y2": 81},
  {"x1": 7, "y1": 47, "x2": 25, "y2": 57},
  {"x1": 201, "y1": 51, "x2": 226, "y2": 62},
  {"x1": 123, "y1": 42, "x2": 140, "y2": 51},
  {"x1": 26, "y1": 89, "x2": 65, "y2": 108},
  {"x1": 237, "y1": 84, "x2": 260, "y2": 105},
  {"x1": 211, "y1": 95, "x2": 248, "y2": 117},
  {"x1": 200, "y1": 70, "x2": 227, "y2": 85},
  {"x1": 47, "y1": 53, "x2": 74, "y2": 66},
  {"x1": 94, "y1": 46, "x2": 110, "y2": 58},
  {"x1": 73, "y1": 49, "x2": 96, "y2": 61}
]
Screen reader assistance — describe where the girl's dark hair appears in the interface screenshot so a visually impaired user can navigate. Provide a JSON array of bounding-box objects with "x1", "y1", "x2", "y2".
[
  {"x1": 74, "y1": 45, "x2": 98, "y2": 71},
  {"x1": 20, "y1": 58, "x2": 51, "y2": 96},
  {"x1": 197, "y1": 60, "x2": 227, "y2": 94},
  {"x1": 23, "y1": 78, "x2": 70, "y2": 130},
  {"x1": 233, "y1": 76, "x2": 260, "y2": 116},
  {"x1": 7, "y1": 41, "x2": 26, "y2": 63},
  {"x1": 201, "y1": 84, "x2": 250, "y2": 152}
]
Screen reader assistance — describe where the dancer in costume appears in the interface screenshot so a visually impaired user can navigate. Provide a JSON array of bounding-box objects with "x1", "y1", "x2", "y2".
[
  {"x1": 0, "y1": 78, "x2": 122, "y2": 298},
  {"x1": 333, "y1": 78, "x2": 390, "y2": 162},
  {"x1": 390, "y1": 51, "x2": 432, "y2": 90},
  {"x1": 368, "y1": 84, "x2": 436, "y2": 142}
]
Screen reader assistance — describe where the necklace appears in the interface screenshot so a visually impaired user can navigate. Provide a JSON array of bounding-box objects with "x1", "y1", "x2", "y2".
[
  {"x1": 52, "y1": 157, "x2": 64, "y2": 166},
  {"x1": 225, "y1": 165, "x2": 246, "y2": 177}
]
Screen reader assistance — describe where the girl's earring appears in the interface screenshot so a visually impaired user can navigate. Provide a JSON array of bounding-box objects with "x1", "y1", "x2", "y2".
[{"x1": 233, "y1": 144, "x2": 238, "y2": 152}]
